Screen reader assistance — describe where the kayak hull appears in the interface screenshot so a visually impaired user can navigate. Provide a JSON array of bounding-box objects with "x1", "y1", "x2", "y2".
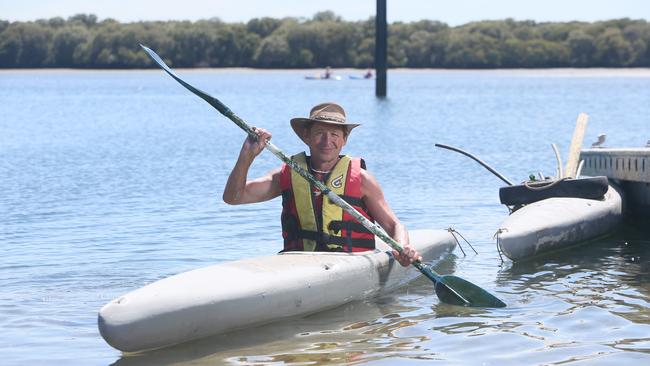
[
  {"x1": 497, "y1": 184, "x2": 623, "y2": 261},
  {"x1": 98, "y1": 229, "x2": 456, "y2": 353}
]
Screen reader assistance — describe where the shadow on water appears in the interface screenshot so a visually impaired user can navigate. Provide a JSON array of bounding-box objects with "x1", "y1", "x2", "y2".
[{"x1": 111, "y1": 257, "x2": 461, "y2": 366}]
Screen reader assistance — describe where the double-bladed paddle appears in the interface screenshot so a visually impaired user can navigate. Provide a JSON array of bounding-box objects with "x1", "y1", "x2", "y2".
[{"x1": 140, "y1": 44, "x2": 506, "y2": 308}]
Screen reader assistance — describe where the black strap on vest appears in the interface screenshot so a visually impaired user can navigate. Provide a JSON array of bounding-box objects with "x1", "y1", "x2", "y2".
[
  {"x1": 340, "y1": 195, "x2": 366, "y2": 209},
  {"x1": 327, "y1": 220, "x2": 373, "y2": 235},
  {"x1": 282, "y1": 215, "x2": 374, "y2": 250},
  {"x1": 328, "y1": 220, "x2": 374, "y2": 252},
  {"x1": 281, "y1": 189, "x2": 292, "y2": 209},
  {"x1": 293, "y1": 229, "x2": 375, "y2": 249}
]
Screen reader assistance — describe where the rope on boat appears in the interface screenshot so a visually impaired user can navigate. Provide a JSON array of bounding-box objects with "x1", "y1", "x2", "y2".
[
  {"x1": 447, "y1": 228, "x2": 478, "y2": 256},
  {"x1": 493, "y1": 228, "x2": 507, "y2": 262},
  {"x1": 523, "y1": 177, "x2": 569, "y2": 191}
]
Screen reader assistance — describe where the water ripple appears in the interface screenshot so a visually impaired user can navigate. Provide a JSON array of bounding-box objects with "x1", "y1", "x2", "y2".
[{"x1": 1, "y1": 70, "x2": 649, "y2": 365}]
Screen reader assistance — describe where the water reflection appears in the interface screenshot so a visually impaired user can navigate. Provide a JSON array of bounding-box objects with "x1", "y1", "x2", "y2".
[
  {"x1": 496, "y1": 227, "x2": 650, "y2": 316},
  {"x1": 3, "y1": 70, "x2": 650, "y2": 365},
  {"x1": 486, "y1": 226, "x2": 650, "y2": 362}
]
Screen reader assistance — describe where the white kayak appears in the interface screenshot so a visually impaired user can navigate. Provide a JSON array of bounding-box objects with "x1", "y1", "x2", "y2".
[
  {"x1": 98, "y1": 229, "x2": 456, "y2": 353},
  {"x1": 496, "y1": 184, "x2": 623, "y2": 261}
]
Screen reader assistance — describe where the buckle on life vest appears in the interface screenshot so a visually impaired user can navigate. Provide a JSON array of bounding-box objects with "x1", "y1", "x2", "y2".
[{"x1": 327, "y1": 221, "x2": 373, "y2": 235}]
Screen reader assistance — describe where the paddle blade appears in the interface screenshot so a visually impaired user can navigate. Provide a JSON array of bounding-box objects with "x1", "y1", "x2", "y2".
[
  {"x1": 437, "y1": 275, "x2": 506, "y2": 308},
  {"x1": 140, "y1": 45, "x2": 230, "y2": 115}
]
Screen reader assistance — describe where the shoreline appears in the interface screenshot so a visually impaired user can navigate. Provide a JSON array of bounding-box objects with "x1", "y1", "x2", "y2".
[{"x1": 2, "y1": 67, "x2": 650, "y2": 77}]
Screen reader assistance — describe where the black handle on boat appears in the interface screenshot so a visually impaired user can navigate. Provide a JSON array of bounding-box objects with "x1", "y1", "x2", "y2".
[
  {"x1": 141, "y1": 45, "x2": 506, "y2": 308},
  {"x1": 435, "y1": 143, "x2": 514, "y2": 186}
]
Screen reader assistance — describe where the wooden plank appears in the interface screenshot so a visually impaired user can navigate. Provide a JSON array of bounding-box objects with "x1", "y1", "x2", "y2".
[{"x1": 565, "y1": 113, "x2": 589, "y2": 178}]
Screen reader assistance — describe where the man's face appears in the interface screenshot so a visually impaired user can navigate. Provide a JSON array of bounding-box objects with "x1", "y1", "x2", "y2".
[{"x1": 304, "y1": 122, "x2": 348, "y2": 162}]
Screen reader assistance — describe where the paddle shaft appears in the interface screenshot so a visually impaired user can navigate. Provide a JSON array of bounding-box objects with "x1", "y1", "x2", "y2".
[{"x1": 141, "y1": 45, "x2": 479, "y2": 306}]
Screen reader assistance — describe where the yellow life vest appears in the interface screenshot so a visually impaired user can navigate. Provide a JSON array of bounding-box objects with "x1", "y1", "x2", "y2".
[{"x1": 280, "y1": 152, "x2": 375, "y2": 252}]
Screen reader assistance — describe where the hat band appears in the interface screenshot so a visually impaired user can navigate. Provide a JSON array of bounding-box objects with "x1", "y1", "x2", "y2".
[{"x1": 313, "y1": 115, "x2": 345, "y2": 123}]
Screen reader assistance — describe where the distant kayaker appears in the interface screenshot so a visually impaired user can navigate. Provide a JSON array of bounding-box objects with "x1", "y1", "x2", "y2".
[
  {"x1": 363, "y1": 68, "x2": 373, "y2": 79},
  {"x1": 223, "y1": 102, "x2": 421, "y2": 266},
  {"x1": 323, "y1": 66, "x2": 332, "y2": 79}
]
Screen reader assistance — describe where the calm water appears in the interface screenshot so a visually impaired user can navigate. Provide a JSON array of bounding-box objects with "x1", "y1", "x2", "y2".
[{"x1": 1, "y1": 68, "x2": 649, "y2": 365}]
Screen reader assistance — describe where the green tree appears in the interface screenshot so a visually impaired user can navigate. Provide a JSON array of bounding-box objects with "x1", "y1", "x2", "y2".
[
  {"x1": 595, "y1": 27, "x2": 634, "y2": 66},
  {"x1": 312, "y1": 11, "x2": 341, "y2": 22},
  {"x1": 622, "y1": 23, "x2": 650, "y2": 65},
  {"x1": 68, "y1": 14, "x2": 98, "y2": 27},
  {"x1": 1, "y1": 13, "x2": 649, "y2": 69},
  {"x1": 0, "y1": 22, "x2": 52, "y2": 67},
  {"x1": 467, "y1": 21, "x2": 512, "y2": 41},
  {"x1": 52, "y1": 26, "x2": 89, "y2": 66},
  {"x1": 254, "y1": 35, "x2": 290, "y2": 67},
  {"x1": 567, "y1": 30, "x2": 596, "y2": 66},
  {"x1": 444, "y1": 31, "x2": 502, "y2": 68},
  {"x1": 0, "y1": 26, "x2": 21, "y2": 66},
  {"x1": 247, "y1": 17, "x2": 282, "y2": 38},
  {"x1": 404, "y1": 30, "x2": 448, "y2": 67}
]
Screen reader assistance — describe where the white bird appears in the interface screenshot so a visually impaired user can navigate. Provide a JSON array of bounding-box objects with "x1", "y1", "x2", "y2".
[{"x1": 591, "y1": 133, "x2": 606, "y2": 148}]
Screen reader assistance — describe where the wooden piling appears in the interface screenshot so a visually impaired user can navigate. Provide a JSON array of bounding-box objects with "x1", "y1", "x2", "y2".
[{"x1": 375, "y1": 0, "x2": 387, "y2": 97}]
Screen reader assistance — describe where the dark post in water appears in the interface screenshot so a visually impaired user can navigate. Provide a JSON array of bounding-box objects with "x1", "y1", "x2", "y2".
[{"x1": 375, "y1": 0, "x2": 387, "y2": 97}]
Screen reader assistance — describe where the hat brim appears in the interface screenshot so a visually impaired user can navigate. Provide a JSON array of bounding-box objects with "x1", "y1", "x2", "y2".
[{"x1": 290, "y1": 118, "x2": 360, "y2": 144}]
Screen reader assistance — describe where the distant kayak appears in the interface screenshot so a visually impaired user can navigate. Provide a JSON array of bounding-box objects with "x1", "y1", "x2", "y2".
[
  {"x1": 349, "y1": 75, "x2": 373, "y2": 80},
  {"x1": 304, "y1": 75, "x2": 342, "y2": 80}
]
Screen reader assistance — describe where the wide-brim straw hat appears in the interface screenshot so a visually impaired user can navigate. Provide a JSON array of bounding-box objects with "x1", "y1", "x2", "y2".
[{"x1": 290, "y1": 102, "x2": 360, "y2": 144}]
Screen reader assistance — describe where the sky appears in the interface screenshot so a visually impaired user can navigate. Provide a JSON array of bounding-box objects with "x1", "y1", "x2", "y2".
[{"x1": 2, "y1": 0, "x2": 650, "y2": 25}]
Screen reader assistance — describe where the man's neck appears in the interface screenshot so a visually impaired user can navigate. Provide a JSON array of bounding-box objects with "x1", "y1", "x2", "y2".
[{"x1": 309, "y1": 155, "x2": 340, "y2": 173}]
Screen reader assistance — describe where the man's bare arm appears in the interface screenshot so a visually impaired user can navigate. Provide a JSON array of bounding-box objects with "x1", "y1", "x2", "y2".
[
  {"x1": 223, "y1": 128, "x2": 282, "y2": 204},
  {"x1": 223, "y1": 167, "x2": 281, "y2": 204},
  {"x1": 361, "y1": 170, "x2": 420, "y2": 266}
]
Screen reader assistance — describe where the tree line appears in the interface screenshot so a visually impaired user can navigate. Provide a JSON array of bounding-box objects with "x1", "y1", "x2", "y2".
[{"x1": 1, "y1": 12, "x2": 649, "y2": 68}]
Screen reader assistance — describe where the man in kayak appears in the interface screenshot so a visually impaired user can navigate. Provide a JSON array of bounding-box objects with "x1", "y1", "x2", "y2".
[{"x1": 223, "y1": 102, "x2": 420, "y2": 267}]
